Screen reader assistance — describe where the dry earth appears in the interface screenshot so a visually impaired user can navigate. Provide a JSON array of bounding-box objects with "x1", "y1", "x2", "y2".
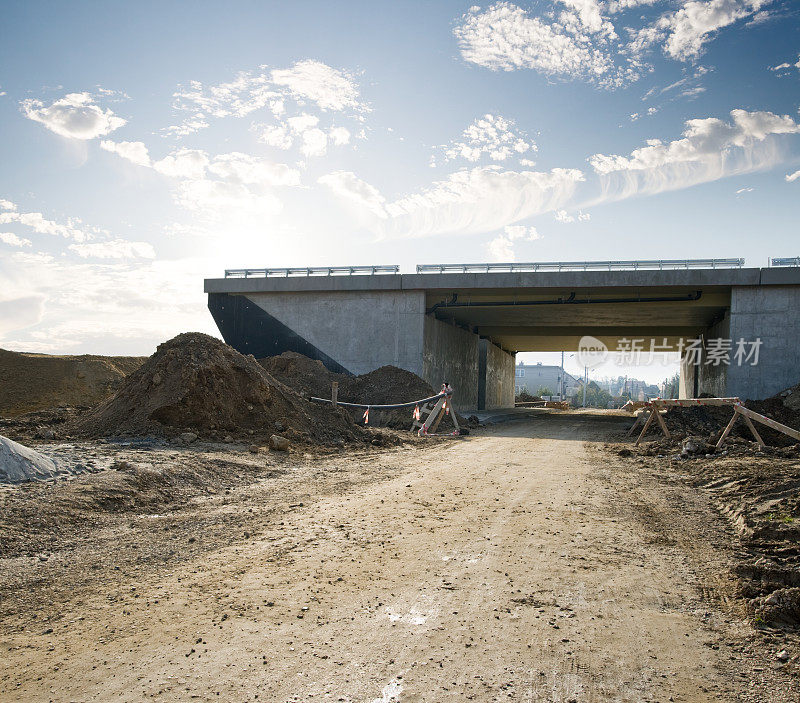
[{"x1": 1, "y1": 411, "x2": 798, "y2": 702}]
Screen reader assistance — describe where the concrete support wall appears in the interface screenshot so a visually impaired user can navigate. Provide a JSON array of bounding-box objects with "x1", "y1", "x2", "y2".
[
  {"x1": 246, "y1": 290, "x2": 426, "y2": 376},
  {"x1": 480, "y1": 340, "x2": 516, "y2": 410},
  {"x1": 689, "y1": 313, "x2": 731, "y2": 398},
  {"x1": 216, "y1": 290, "x2": 515, "y2": 411},
  {"x1": 725, "y1": 286, "x2": 800, "y2": 400},
  {"x1": 680, "y1": 286, "x2": 800, "y2": 401},
  {"x1": 422, "y1": 317, "x2": 480, "y2": 410}
]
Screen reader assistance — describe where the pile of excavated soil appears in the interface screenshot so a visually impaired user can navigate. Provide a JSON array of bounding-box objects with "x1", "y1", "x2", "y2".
[
  {"x1": 259, "y1": 352, "x2": 449, "y2": 429},
  {"x1": 259, "y1": 352, "x2": 346, "y2": 400},
  {"x1": 0, "y1": 348, "x2": 145, "y2": 417},
  {"x1": 340, "y1": 366, "x2": 442, "y2": 429},
  {"x1": 340, "y1": 366, "x2": 437, "y2": 406},
  {"x1": 72, "y1": 333, "x2": 368, "y2": 445},
  {"x1": 661, "y1": 387, "x2": 800, "y2": 447}
]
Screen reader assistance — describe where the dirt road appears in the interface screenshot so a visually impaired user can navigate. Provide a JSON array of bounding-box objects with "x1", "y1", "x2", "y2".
[{"x1": 2, "y1": 412, "x2": 796, "y2": 701}]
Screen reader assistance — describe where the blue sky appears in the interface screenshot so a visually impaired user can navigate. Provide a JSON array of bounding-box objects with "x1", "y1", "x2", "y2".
[{"x1": 0, "y1": 0, "x2": 798, "y2": 383}]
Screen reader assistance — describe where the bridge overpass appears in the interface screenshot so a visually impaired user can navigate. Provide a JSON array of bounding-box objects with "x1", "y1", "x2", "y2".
[{"x1": 205, "y1": 260, "x2": 800, "y2": 410}]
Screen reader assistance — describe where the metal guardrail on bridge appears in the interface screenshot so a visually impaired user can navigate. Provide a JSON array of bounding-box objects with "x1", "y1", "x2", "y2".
[
  {"x1": 770, "y1": 257, "x2": 800, "y2": 267},
  {"x1": 415, "y1": 259, "x2": 745, "y2": 274},
  {"x1": 224, "y1": 265, "x2": 400, "y2": 278}
]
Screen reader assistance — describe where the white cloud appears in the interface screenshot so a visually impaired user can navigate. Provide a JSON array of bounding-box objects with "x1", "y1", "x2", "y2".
[
  {"x1": 172, "y1": 72, "x2": 278, "y2": 121},
  {"x1": 100, "y1": 140, "x2": 151, "y2": 167},
  {"x1": 68, "y1": 239, "x2": 156, "y2": 259},
  {"x1": 589, "y1": 108, "x2": 800, "y2": 197},
  {"x1": 769, "y1": 54, "x2": 800, "y2": 74},
  {"x1": 787, "y1": 169, "x2": 800, "y2": 182},
  {"x1": 163, "y1": 114, "x2": 210, "y2": 138},
  {"x1": 255, "y1": 123, "x2": 293, "y2": 149},
  {"x1": 0, "y1": 256, "x2": 219, "y2": 353},
  {"x1": 175, "y1": 179, "x2": 283, "y2": 221},
  {"x1": 253, "y1": 112, "x2": 349, "y2": 158},
  {"x1": 453, "y1": 2, "x2": 637, "y2": 88},
  {"x1": 0, "y1": 210, "x2": 90, "y2": 242},
  {"x1": 169, "y1": 60, "x2": 365, "y2": 136},
  {"x1": 606, "y1": 0, "x2": 661, "y2": 12},
  {"x1": 487, "y1": 224, "x2": 542, "y2": 261},
  {"x1": 318, "y1": 171, "x2": 388, "y2": 218},
  {"x1": 270, "y1": 59, "x2": 362, "y2": 111},
  {"x1": 736, "y1": 186, "x2": 754, "y2": 193},
  {"x1": 153, "y1": 148, "x2": 210, "y2": 180},
  {"x1": 0, "y1": 232, "x2": 32, "y2": 247},
  {"x1": 632, "y1": 0, "x2": 772, "y2": 62},
  {"x1": 301, "y1": 128, "x2": 328, "y2": 157},
  {"x1": 329, "y1": 126, "x2": 351, "y2": 146},
  {"x1": 0, "y1": 199, "x2": 17, "y2": 211},
  {"x1": 21, "y1": 92, "x2": 126, "y2": 140},
  {"x1": 440, "y1": 114, "x2": 536, "y2": 164},
  {"x1": 487, "y1": 233, "x2": 516, "y2": 261},
  {"x1": 287, "y1": 113, "x2": 320, "y2": 133},
  {"x1": 208, "y1": 152, "x2": 301, "y2": 187},
  {"x1": 0, "y1": 296, "x2": 45, "y2": 336},
  {"x1": 554, "y1": 209, "x2": 590, "y2": 222},
  {"x1": 383, "y1": 165, "x2": 585, "y2": 238}
]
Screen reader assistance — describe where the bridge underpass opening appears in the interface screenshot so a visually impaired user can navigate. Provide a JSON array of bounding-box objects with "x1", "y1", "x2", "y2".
[
  {"x1": 425, "y1": 285, "x2": 733, "y2": 406},
  {"x1": 424, "y1": 285, "x2": 732, "y2": 354}
]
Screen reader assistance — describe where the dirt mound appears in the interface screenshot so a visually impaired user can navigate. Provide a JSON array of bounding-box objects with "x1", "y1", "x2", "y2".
[
  {"x1": 339, "y1": 366, "x2": 436, "y2": 406},
  {"x1": 259, "y1": 352, "x2": 346, "y2": 400},
  {"x1": 72, "y1": 333, "x2": 366, "y2": 445},
  {"x1": 258, "y1": 352, "x2": 444, "y2": 429},
  {"x1": 0, "y1": 348, "x2": 145, "y2": 418},
  {"x1": 662, "y1": 389, "x2": 800, "y2": 448},
  {"x1": 339, "y1": 366, "x2": 440, "y2": 429}
]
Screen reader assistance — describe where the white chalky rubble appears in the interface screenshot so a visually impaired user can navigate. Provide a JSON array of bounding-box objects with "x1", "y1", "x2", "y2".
[{"x1": 0, "y1": 434, "x2": 61, "y2": 483}]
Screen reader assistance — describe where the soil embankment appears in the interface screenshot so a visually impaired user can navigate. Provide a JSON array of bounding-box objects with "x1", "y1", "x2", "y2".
[{"x1": 0, "y1": 348, "x2": 145, "y2": 417}]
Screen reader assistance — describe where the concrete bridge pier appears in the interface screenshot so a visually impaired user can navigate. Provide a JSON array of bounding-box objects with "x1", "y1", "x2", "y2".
[{"x1": 681, "y1": 280, "x2": 800, "y2": 401}]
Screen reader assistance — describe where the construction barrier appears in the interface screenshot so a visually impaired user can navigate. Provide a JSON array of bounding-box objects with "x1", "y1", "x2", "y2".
[
  {"x1": 628, "y1": 397, "x2": 800, "y2": 448},
  {"x1": 310, "y1": 389, "x2": 461, "y2": 436}
]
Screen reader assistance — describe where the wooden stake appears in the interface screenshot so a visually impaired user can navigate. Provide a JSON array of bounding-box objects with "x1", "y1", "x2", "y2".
[
  {"x1": 419, "y1": 396, "x2": 446, "y2": 435},
  {"x1": 653, "y1": 408, "x2": 671, "y2": 439},
  {"x1": 626, "y1": 411, "x2": 645, "y2": 437},
  {"x1": 715, "y1": 408, "x2": 740, "y2": 449},
  {"x1": 739, "y1": 411, "x2": 765, "y2": 448},
  {"x1": 331, "y1": 381, "x2": 338, "y2": 407},
  {"x1": 736, "y1": 404, "x2": 800, "y2": 442},
  {"x1": 635, "y1": 409, "x2": 658, "y2": 446}
]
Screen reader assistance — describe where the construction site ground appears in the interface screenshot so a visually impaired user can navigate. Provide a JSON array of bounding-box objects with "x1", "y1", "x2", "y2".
[{"x1": 2, "y1": 410, "x2": 799, "y2": 702}]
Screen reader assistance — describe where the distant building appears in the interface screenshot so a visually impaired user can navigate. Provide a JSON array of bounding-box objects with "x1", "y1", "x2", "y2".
[{"x1": 514, "y1": 362, "x2": 578, "y2": 399}]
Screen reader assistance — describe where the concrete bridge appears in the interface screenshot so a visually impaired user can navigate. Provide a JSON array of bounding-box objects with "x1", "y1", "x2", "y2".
[{"x1": 204, "y1": 260, "x2": 800, "y2": 410}]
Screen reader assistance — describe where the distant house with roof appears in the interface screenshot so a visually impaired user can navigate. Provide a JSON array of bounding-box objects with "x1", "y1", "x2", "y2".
[{"x1": 514, "y1": 362, "x2": 578, "y2": 399}]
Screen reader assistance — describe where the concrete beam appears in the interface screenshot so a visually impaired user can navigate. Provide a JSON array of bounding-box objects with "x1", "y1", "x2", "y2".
[{"x1": 205, "y1": 267, "x2": 780, "y2": 295}]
